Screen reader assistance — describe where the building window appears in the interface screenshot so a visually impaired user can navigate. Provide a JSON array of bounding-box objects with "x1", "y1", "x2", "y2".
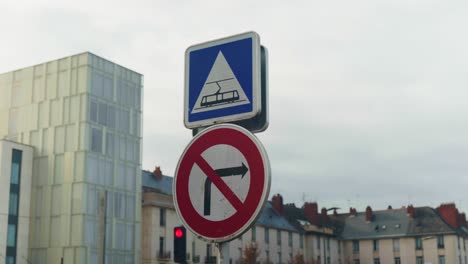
[
  {"x1": 206, "y1": 244, "x2": 212, "y2": 257},
  {"x1": 159, "y1": 237, "x2": 164, "y2": 257},
  {"x1": 7, "y1": 224, "x2": 17, "y2": 247},
  {"x1": 415, "y1": 237, "x2": 423, "y2": 250},
  {"x1": 277, "y1": 230, "x2": 281, "y2": 245},
  {"x1": 6, "y1": 149, "x2": 22, "y2": 261},
  {"x1": 374, "y1": 258, "x2": 380, "y2": 264},
  {"x1": 8, "y1": 193, "x2": 18, "y2": 216},
  {"x1": 266, "y1": 250, "x2": 270, "y2": 263},
  {"x1": 437, "y1": 235, "x2": 445, "y2": 249},
  {"x1": 353, "y1": 259, "x2": 360, "y2": 264},
  {"x1": 438, "y1": 255, "x2": 445, "y2": 264},
  {"x1": 192, "y1": 240, "x2": 195, "y2": 260},
  {"x1": 159, "y1": 208, "x2": 166, "y2": 226},
  {"x1": 106, "y1": 132, "x2": 115, "y2": 157},
  {"x1": 338, "y1": 241, "x2": 341, "y2": 253},
  {"x1": 459, "y1": 256, "x2": 462, "y2": 264},
  {"x1": 91, "y1": 127, "x2": 103, "y2": 153},
  {"x1": 265, "y1": 228, "x2": 269, "y2": 244},
  {"x1": 393, "y1": 238, "x2": 400, "y2": 252},
  {"x1": 352, "y1": 240, "x2": 359, "y2": 253},
  {"x1": 300, "y1": 234, "x2": 304, "y2": 249},
  {"x1": 416, "y1": 256, "x2": 424, "y2": 264},
  {"x1": 6, "y1": 256, "x2": 15, "y2": 264},
  {"x1": 252, "y1": 226, "x2": 256, "y2": 241},
  {"x1": 458, "y1": 237, "x2": 461, "y2": 249},
  {"x1": 373, "y1": 240, "x2": 379, "y2": 251},
  {"x1": 327, "y1": 237, "x2": 330, "y2": 252},
  {"x1": 317, "y1": 256, "x2": 321, "y2": 264},
  {"x1": 464, "y1": 239, "x2": 466, "y2": 251},
  {"x1": 10, "y1": 157, "x2": 20, "y2": 184},
  {"x1": 317, "y1": 236, "x2": 321, "y2": 249},
  {"x1": 326, "y1": 256, "x2": 330, "y2": 264},
  {"x1": 90, "y1": 100, "x2": 98, "y2": 122},
  {"x1": 288, "y1": 232, "x2": 292, "y2": 247},
  {"x1": 394, "y1": 257, "x2": 401, "y2": 264},
  {"x1": 98, "y1": 102, "x2": 108, "y2": 126},
  {"x1": 278, "y1": 252, "x2": 282, "y2": 264}
]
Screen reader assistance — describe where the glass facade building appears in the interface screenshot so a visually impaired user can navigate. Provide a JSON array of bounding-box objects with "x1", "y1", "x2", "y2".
[{"x1": 0, "y1": 53, "x2": 143, "y2": 264}]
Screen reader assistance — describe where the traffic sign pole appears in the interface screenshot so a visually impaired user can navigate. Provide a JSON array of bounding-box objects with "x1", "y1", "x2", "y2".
[{"x1": 216, "y1": 242, "x2": 230, "y2": 264}]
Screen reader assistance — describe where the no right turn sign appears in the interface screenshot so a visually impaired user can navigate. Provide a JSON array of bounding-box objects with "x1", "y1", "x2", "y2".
[{"x1": 173, "y1": 124, "x2": 271, "y2": 242}]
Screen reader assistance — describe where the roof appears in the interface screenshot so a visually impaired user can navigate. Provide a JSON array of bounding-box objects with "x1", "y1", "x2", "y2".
[
  {"x1": 339, "y1": 209, "x2": 411, "y2": 239},
  {"x1": 256, "y1": 202, "x2": 301, "y2": 233},
  {"x1": 0, "y1": 52, "x2": 143, "y2": 76},
  {"x1": 142, "y1": 170, "x2": 173, "y2": 195},
  {"x1": 336, "y1": 207, "x2": 457, "y2": 240},
  {"x1": 407, "y1": 207, "x2": 455, "y2": 236}
]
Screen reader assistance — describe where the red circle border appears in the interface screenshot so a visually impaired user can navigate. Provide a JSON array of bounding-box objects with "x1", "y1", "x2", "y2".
[{"x1": 175, "y1": 125, "x2": 269, "y2": 241}]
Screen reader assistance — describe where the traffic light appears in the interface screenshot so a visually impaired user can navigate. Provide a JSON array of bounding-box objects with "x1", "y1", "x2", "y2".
[{"x1": 174, "y1": 226, "x2": 187, "y2": 263}]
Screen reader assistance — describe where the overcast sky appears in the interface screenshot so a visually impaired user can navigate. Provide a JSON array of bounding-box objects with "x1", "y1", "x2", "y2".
[{"x1": 1, "y1": 0, "x2": 468, "y2": 214}]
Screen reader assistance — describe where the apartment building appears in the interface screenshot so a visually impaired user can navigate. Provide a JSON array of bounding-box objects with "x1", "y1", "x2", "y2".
[
  {"x1": 141, "y1": 167, "x2": 468, "y2": 264},
  {"x1": 337, "y1": 205, "x2": 468, "y2": 264},
  {"x1": 141, "y1": 169, "x2": 304, "y2": 264},
  {"x1": 285, "y1": 202, "x2": 468, "y2": 264}
]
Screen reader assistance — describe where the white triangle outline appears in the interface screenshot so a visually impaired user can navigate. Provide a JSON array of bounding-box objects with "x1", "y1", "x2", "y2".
[{"x1": 191, "y1": 51, "x2": 250, "y2": 114}]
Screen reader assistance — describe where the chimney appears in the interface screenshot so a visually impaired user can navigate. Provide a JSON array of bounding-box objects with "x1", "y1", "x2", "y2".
[
  {"x1": 365, "y1": 206, "x2": 373, "y2": 222},
  {"x1": 321, "y1": 207, "x2": 329, "y2": 223},
  {"x1": 436, "y1": 203, "x2": 460, "y2": 229},
  {"x1": 304, "y1": 202, "x2": 319, "y2": 226},
  {"x1": 153, "y1": 166, "x2": 163, "y2": 180},
  {"x1": 388, "y1": 205, "x2": 393, "y2": 210},
  {"x1": 407, "y1": 205, "x2": 415, "y2": 218},
  {"x1": 272, "y1": 194, "x2": 284, "y2": 216},
  {"x1": 349, "y1": 207, "x2": 357, "y2": 216},
  {"x1": 461, "y1": 213, "x2": 467, "y2": 226}
]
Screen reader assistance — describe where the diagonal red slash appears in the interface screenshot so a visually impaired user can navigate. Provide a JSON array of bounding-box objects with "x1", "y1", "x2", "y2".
[{"x1": 195, "y1": 156, "x2": 244, "y2": 212}]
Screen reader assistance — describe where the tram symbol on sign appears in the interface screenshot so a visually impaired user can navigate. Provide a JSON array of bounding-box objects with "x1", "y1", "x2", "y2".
[
  {"x1": 200, "y1": 78, "x2": 239, "y2": 108},
  {"x1": 204, "y1": 163, "x2": 249, "y2": 215},
  {"x1": 191, "y1": 51, "x2": 250, "y2": 114}
]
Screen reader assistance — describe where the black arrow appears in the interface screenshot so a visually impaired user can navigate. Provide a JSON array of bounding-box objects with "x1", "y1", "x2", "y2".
[{"x1": 204, "y1": 163, "x2": 249, "y2": 216}]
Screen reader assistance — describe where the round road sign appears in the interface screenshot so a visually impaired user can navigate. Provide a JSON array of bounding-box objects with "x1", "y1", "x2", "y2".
[{"x1": 174, "y1": 124, "x2": 271, "y2": 242}]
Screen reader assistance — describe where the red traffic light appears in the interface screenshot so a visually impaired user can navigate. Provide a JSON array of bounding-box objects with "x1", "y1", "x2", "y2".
[{"x1": 175, "y1": 228, "x2": 184, "y2": 238}]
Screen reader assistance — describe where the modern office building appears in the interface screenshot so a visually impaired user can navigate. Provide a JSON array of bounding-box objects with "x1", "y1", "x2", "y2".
[
  {"x1": 0, "y1": 140, "x2": 33, "y2": 264},
  {"x1": 0, "y1": 53, "x2": 143, "y2": 264}
]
